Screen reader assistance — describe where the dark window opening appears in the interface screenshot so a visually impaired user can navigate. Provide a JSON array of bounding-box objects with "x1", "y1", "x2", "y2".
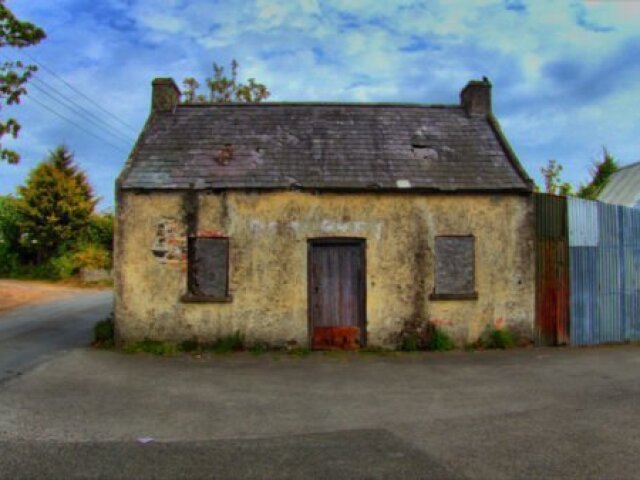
[
  {"x1": 182, "y1": 237, "x2": 232, "y2": 303},
  {"x1": 430, "y1": 235, "x2": 478, "y2": 300}
]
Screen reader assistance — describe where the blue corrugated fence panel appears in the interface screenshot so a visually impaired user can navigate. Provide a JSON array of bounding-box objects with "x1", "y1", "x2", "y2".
[
  {"x1": 569, "y1": 246, "x2": 598, "y2": 345},
  {"x1": 568, "y1": 197, "x2": 599, "y2": 247},
  {"x1": 567, "y1": 198, "x2": 640, "y2": 346}
]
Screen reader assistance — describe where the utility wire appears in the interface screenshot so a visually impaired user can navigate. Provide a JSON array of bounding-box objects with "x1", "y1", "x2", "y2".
[
  {"x1": 25, "y1": 93, "x2": 130, "y2": 155},
  {"x1": 0, "y1": 52, "x2": 137, "y2": 145},
  {"x1": 22, "y1": 51, "x2": 139, "y2": 133},
  {"x1": 28, "y1": 78, "x2": 136, "y2": 145}
]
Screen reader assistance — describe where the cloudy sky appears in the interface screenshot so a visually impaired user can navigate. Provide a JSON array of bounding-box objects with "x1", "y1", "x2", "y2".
[{"x1": 2, "y1": 0, "x2": 639, "y2": 208}]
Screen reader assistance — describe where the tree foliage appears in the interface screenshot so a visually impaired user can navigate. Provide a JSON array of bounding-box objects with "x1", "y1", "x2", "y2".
[
  {"x1": 0, "y1": 194, "x2": 20, "y2": 274},
  {"x1": 540, "y1": 159, "x2": 573, "y2": 195},
  {"x1": 182, "y1": 59, "x2": 270, "y2": 104},
  {"x1": 15, "y1": 145, "x2": 97, "y2": 263},
  {"x1": 577, "y1": 147, "x2": 619, "y2": 200},
  {"x1": 0, "y1": 1, "x2": 46, "y2": 164}
]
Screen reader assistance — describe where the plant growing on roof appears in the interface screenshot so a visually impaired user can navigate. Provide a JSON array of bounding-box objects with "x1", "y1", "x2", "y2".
[{"x1": 182, "y1": 59, "x2": 270, "y2": 104}]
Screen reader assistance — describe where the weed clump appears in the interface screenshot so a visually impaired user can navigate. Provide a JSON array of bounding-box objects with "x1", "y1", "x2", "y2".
[
  {"x1": 288, "y1": 347, "x2": 311, "y2": 357},
  {"x1": 180, "y1": 338, "x2": 200, "y2": 352},
  {"x1": 204, "y1": 331, "x2": 245, "y2": 353},
  {"x1": 248, "y1": 341, "x2": 270, "y2": 354},
  {"x1": 400, "y1": 333, "x2": 420, "y2": 352},
  {"x1": 93, "y1": 315, "x2": 114, "y2": 349},
  {"x1": 426, "y1": 328, "x2": 455, "y2": 352},
  {"x1": 123, "y1": 339, "x2": 179, "y2": 356},
  {"x1": 475, "y1": 326, "x2": 517, "y2": 350},
  {"x1": 398, "y1": 320, "x2": 456, "y2": 352}
]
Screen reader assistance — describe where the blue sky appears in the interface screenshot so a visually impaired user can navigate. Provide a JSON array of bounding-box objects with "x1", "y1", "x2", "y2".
[{"x1": 2, "y1": 0, "x2": 639, "y2": 208}]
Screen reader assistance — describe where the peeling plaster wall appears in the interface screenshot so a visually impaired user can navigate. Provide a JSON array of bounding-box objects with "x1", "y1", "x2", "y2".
[{"x1": 114, "y1": 191, "x2": 534, "y2": 347}]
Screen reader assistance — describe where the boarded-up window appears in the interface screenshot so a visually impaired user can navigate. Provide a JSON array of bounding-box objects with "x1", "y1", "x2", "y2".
[
  {"x1": 187, "y1": 237, "x2": 229, "y2": 300},
  {"x1": 431, "y1": 235, "x2": 477, "y2": 299}
]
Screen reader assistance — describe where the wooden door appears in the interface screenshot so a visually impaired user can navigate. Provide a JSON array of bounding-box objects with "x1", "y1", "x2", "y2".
[{"x1": 308, "y1": 239, "x2": 365, "y2": 350}]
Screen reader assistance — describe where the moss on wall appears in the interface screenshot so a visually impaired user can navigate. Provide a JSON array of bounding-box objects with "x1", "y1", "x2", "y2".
[{"x1": 114, "y1": 191, "x2": 534, "y2": 348}]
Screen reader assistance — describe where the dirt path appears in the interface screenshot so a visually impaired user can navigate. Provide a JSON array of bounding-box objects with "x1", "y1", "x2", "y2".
[{"x1": 0, "y1": 279, "x2": 108, "y2": 313}]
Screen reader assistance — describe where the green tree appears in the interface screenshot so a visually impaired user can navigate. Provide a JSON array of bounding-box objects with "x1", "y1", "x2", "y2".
[
  {"x1": 182, "y1": 59, "x2": 270, "y2": 104},
  {"x1": 540, "y1": 159, "x2": 563, "y2": 194},
  {"x1": 0, "y1": 194, "x2": 20, "y2": 274},
  {"x1": 15, "y1": 145, "x2": 97, "y2": 263},
  {"x1": 577, "y1": 147, "x2": 619, "y2": 200},
  {"x1": 84, "y1": 210, "x2": 114, "y2": 252},
  {"x1": 0, "y1": 1, "x2": 46, "y2": 164},
  {"x1": 539, "y1": 159, "x2": 574, "y2": 196}
]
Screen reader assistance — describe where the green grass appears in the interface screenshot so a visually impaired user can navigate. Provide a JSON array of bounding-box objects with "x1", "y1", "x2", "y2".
[
  {"x1": 123, "y1": 339, "x2": 179, "y2": 356},
  {"x1": 287, "y1": 347, "x2": 311, "y2": 357}
]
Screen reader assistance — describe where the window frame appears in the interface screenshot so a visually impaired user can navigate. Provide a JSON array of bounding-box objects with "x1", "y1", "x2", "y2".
[
  {"x1": 181, "y1": 235, "x2": 233, "y2": 303},
  {"x1": 429, "y1": 234, "x2": 478, "y2": 301}
]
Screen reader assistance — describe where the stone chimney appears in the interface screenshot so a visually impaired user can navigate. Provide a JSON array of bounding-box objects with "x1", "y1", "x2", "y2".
[
  {"x1": 151, "y1": 78, "x2": 181, "y2": 113},
  {"x1": 460, "y1": 77, "x2": 492, "y2": 115}
]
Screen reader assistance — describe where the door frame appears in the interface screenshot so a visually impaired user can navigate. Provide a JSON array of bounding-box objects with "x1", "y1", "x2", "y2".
[{"x1": 307, "y1": 237, "x2": 367, "y2": 348}]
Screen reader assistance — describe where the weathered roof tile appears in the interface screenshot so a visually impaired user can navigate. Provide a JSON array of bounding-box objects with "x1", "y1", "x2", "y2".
[{"x1": 121, "y1": 103, "x2": 532, "y2": 192}]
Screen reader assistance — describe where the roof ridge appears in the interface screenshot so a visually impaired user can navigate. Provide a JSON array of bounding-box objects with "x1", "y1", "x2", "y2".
[
  {"x1": 617, "y1": 160, "x2": 640, "y2": 171},
  {"x1": 176, "y1": 102, "x2": 462, "y2": 109}
]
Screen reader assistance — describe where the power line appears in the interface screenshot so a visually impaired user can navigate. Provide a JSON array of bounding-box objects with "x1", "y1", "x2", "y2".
[
  {"x1": 0, "y1": 52, "x2": 138, "y2": 146},
  {"x1": 22, "y1": 51, "x2": 139, "y2": 133},
  {"x1": 28, "y1": 77, "x2": 136, "y2": 145},
  {"x1": 25, "y1": 93, "x2": 130, "y2": 155}
]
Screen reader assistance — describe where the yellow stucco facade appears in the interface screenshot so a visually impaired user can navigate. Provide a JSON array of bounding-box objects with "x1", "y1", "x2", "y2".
[{"x1": 114, "y1": 190, "x2": 535, "y2": 348}]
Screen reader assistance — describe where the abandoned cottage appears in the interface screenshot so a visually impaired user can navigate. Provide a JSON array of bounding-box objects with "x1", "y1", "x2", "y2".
[{"x1": 114, "y1": 77, "x2": 535, "y2": 349}]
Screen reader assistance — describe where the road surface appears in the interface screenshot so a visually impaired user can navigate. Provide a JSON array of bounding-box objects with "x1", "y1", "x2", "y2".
[{"x1": 0, "y1": 290, "x2": 113, "y2": 384}]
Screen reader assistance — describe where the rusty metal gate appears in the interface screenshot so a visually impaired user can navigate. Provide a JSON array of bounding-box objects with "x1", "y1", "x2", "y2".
[
  {"x1": 308, "y1": 238, "x2": 366, "y2": 350},
  {"x1": 534, "y1": 193, "x2": 570, "y2": 345}
]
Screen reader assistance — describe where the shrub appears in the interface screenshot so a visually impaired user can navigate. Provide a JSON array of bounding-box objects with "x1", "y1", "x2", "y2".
[
  {"x1": 476, "y1": 326, "x2": 516, "y2": 349},
  {"x1": 73, "y1": 244, "x2": 111, "y2": 270},
  {"x1": 488, "y1": 328, "x2": 516, "y2": 349},
  {"x1": 84, "y1": 212, "x2": 114, "y2": 252},
  {"x1": 426, "y1": 328, "x2": 455, "y2": 351},
  {"x1": 49, "y1": 250, "x2": 77, "y2": 279},
  {"x1": 93, "y1": 315, "x2": 115, "y2": 348}
]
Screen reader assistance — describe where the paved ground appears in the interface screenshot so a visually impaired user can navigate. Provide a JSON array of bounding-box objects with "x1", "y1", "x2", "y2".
[
  {"x1": 0, "y1": 342, "x2": 639, "y2": 479},
  {"x1": 0, "y1": 291, "x2": 112, "y2": 384}
]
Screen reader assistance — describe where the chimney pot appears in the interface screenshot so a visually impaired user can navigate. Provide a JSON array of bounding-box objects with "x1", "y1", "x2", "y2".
[
  {"x1": 460, "y1": 77, "x2": 492, "y2": 115},
  {"x1": 152, "y1": 78, "x2": 181, "y2": 113}
]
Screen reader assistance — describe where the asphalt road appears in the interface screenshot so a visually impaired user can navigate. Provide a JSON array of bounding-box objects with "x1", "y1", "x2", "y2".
[
  {"x1": 1, "y1": 344, "x2": 640, "y2": 479},
  {"x1": 0, "y1": 290, "x2": 112, "y2": 384}
]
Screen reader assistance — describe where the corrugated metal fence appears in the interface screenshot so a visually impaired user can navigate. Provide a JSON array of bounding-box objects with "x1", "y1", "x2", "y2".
[
  {"x1": 535, "y1": 194, "x2": 640, "y2": 346},
  {"x1": 568, "y1": 197, "x2": 640, "y2": 345},
  {"x1": 534, "y1": 194, "x2": 569, "y2": 346}
]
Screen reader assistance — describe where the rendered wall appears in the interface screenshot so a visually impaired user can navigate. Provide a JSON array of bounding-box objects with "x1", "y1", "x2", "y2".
[{"x1": 114, "y1": 190, "x2": 534, "y2": 348}]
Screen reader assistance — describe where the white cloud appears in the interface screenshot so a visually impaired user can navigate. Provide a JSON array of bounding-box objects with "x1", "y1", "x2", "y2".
[{"x1": 2, "y1": 0, "x2": 639, "y2": 204}]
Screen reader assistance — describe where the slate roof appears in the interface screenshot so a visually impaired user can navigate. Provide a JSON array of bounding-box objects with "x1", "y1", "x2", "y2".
[
  {"x1": 120, "y1": 103, "x2": 532, "y2": 192},
  {"x1": 598, "y1": 161, "x2": 640, "y2": 208}
]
